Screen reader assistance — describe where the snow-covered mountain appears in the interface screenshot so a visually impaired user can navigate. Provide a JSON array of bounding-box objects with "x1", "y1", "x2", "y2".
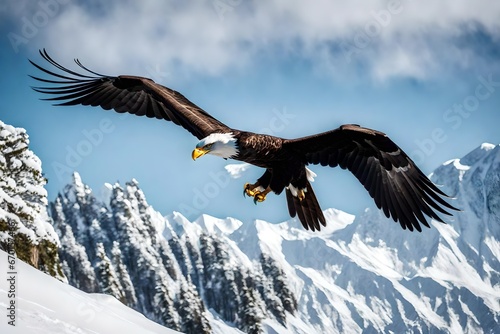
[{"x1": 49, "y1": 143, "x2": 500, "y2": 333}]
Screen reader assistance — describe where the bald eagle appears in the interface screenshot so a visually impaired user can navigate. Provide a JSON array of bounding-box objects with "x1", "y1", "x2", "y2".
[{"x1": 30, "y1": 49, "x2": 457, "y2": 232}]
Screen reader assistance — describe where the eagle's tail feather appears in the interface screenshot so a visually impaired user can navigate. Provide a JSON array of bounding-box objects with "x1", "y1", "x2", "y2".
[{"x1": 286, "y1": 181, "x2": 326, "y2": 231}]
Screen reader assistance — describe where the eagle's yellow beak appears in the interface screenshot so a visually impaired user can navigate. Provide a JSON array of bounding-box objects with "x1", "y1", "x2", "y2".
[{"x1": 192, "y1": 147, "x2": 209, "y2": 160}]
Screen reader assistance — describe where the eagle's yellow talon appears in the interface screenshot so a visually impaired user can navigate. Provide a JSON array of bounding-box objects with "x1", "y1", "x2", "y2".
[
  {"x1": 253, "y1": 192, "x2": 267, "y2": 203},
  {"x1": 244, "y1": 183, "x2": 259, "y2": 197},
  {"x1": 252, "y1": 186, "x2": 272, "y2": 204},
  {"x1": 244, "y1": 181, "x2": 272, "y2": 204}
]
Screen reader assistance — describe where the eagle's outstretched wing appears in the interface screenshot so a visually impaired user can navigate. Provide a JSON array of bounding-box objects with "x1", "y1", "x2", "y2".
[
  {"x1": 284, "y1": 124, "x2": 458, "y2": 232},
  {"x1": 30, "y1": 49, "x2": 230, "y2": 140}
]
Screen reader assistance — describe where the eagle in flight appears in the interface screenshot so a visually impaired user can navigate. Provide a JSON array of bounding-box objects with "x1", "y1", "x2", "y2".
[{"x1": 30, "y1": 49, "x2": 457, "y2": 232}]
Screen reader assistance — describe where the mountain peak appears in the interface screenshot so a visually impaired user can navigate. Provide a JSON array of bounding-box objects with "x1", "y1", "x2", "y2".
[
  {"x1": 194, "y1": 214, "x2": 243, "y2": 235},
  {"x1": 459, "y1": 142, "x2": 499, "y2": 166},
  {"x1": 64, "y1": 171, "x2": 90, "y2": 203},
  {"x1": 480, "y1": 142, "x2": 496, "y2": 151}
]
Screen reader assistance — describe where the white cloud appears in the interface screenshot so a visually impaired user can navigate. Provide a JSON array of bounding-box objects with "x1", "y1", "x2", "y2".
[{"x1": 18, "y1": 0, "x2": 500, "y2": 81}]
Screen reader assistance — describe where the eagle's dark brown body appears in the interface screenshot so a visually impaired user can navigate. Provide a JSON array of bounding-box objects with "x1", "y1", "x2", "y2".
[
  {"x1": 30, "y1": 49, "x2": 458, "y2": 232},
  {"x1": 234, "y1": 132, "x2": 287, "y2": 167}
]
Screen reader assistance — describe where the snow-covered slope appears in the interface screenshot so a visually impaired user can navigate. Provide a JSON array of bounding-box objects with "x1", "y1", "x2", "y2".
[
  {"x1": 45, "y1": 142, "x2": 499, "y2": 333},
  {"x1": 0, "y1": 249, "x2": 179, "y2": 334}
]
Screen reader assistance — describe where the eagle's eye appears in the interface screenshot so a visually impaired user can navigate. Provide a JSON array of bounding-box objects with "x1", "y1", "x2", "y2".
[{"x1": 205, "y1": 143, "x2": 214, "y2": 150}]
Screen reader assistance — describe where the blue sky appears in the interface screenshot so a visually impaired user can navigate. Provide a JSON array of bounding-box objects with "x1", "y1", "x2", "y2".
[{"x1": 1, "y1": 0, "x2": 499, "y2": 226}]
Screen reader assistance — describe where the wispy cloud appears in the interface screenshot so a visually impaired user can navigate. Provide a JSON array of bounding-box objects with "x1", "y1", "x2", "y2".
[{"x1": 9, "y1": 0, "x2": 500, "y2": 81}]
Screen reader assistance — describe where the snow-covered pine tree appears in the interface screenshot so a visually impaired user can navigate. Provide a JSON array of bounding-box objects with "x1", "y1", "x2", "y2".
[
  {"x1": 50, "y1": 196, "x2": 99, "y2": 292},
  {"x1": 200, "y1": 233, "x2": 241, "y2": 322},
  {"x1": 254, "y1": 264, "x2": 287, "y2": 325},
  {"x1": 260, "y1": 253, "x2": 297, "y2": 314},
  {"x1": 60, "y1": 172, "x2": 107, "y2": 261},
  {"x1": 170, "y1": 231, "x2": 204, "y2": 293},
  {"x1": 176, "y1": 279, "x2": 211, "y2": 334},
  {"x1": 111, "y1": 241, "x2": 137, "y2": 307},
  {"x1": 237, "y1": 269, "x2": 265, "y2": 334},
  {"x1": 0, "y1": 120, "x2": 64, "y2": 280},
  {"x1": 122, "y1": 179, "x2": 165, "y2": 247},
  {"x1": 168, "y1": 233, "x2": 191, "y2": 280},
  {"x1": 184, "y1": 235, "x2": 205, "y2": 291},
  {"x1": 153, "y1": 271, "x2": 181, "y2": 331},
  {"x1": 95, "y1": 242, "x2": 126, "y2": 303},
  {"x1": 106, "y1": 180, "x2": 194, "y2": 330},
  {"x1": 151, "y1": 231, "x2": 178, "y2": 282},
  {"x1": 89, "y1": 218, "x2": 107, "y2": 248},
  {"x1": 123, "y1": 180, "x2": 181, "y2": 281}
]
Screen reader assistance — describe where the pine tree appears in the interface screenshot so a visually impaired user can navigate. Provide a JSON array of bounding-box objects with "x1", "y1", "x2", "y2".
[
  {"x1": 170, "y1": 233, "x2": 204, "y2": 292},
  {"x1": 176, "y1": 279, "x2": 211, "y2": 334},
  {"x1": 105, "y1": 179, "x2": 194, "y2": 329},
  {"x1": 51, "y1": 198, "x2": 99, "y2": 292},
  {"x1": 237, "y1": 270, "x2": 265, "y2": 334},
  {"x1": 111, "y1": 241, "x2": 137, "y2": 307},
  {"x1": 153, "y1": 271, "x2": 181, "y2": 331},
  {"x1": 0, "y1": 120, "x2": 64, "y2": 280},
  {"x1": 260, "y1": 253, "x2": 297, "y2": 314},
  {"x1": 89, "y1": 218, "x2": 106, "y2": 248},
  {"x1": 94, "y1": 242, "x2": 126, "y2": 303},
  {"x1": 168, "y1": 234, "x2": 190, "y2": 278},
  {"x1": 185, "y1": 236, "x2": 204, "y2": 291},
  {"x1": 200, "y1": 233, "x2": 240, "y2": 322},
  {"x1": 58, "y1": 172, "x2": 109, "y2": 262},
  {"x1": 255, "y1": 266, "x2": 287, "y2": 325}
]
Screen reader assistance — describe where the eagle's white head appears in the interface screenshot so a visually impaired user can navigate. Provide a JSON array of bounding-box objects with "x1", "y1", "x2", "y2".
[{"x1": 192, "y1": 133, "x2": 238, "y2": 160}]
